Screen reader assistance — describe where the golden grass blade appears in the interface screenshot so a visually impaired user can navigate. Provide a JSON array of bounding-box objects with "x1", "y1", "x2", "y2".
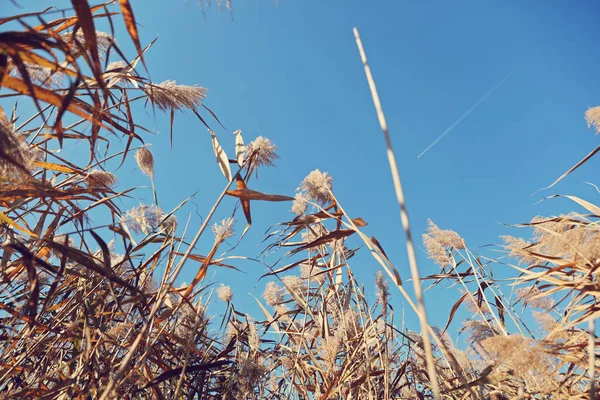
[
  {"x1": 1, "y1": 75, "x2": 132, "y2": 137},
  {"x1": 253, "y1": 295, "x2": 281, "y2": 334},
  {"x1": 543, "y1": 194, "x2": 600, "y2": 216},
  {"x1": 0, "y1": 48, "x2": 78, "y2": 79},
  {"x1": 33, "y1": 161, "x2": 77, "y2": 174},
  {"x1": 0, "y1": 211, "x2": 38, "y2": 237},
  {"x1": 353, "y1": 27, "x2": 440, "y2": 399}
]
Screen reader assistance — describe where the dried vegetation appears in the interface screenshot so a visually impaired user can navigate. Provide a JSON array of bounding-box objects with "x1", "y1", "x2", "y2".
[{"x1": 0, "y1": 2, "x2": 598, "y2": 399}]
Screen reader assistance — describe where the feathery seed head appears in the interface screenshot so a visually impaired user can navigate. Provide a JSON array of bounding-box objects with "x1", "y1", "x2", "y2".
[
  {"x1": 282, "y1": 275, "x2": 306, "y2": 295},
  {"x1": 161, "y1": 214, "x2": 178, "y2": 233},
  {"x1": 515, "y1": 286, "x2": 554, "y2": 310},
  {"x1": 15, "y1": 62, "x2": 64, "y2": 87},
  {"x1": 85, "y1": 169, "x2": 117, "y2": 189},
  {"x1": 226, "y1": 321, "x2": 240, "y2": 342},
  {"x1": 212, "y1": 217, "x2": 235, "y2": 244},
  {"x1": 135, "y1": 147, "x2": 155, "y2": 178},
  {"x1": 301, "y1": 224, "x2": 326, "y2": 244},
  {"x1": 375, "y1": 270, "x2": 389, "y2": 308},
  {"x1": 217, "y1": 284, "x2": 233, "y2": 303},
  {"x1": 585, "y1": 106, "x2": 600, "y2": 134},
  {"x1": 62, "y1": 30, "x2": 115, "y2": 57},
  {"x1": 291, "y1": 192, "x2": 309, "y2": 215},
  {"x1": 300, "y1": 263, "x2": 326, "y2": 284},
  {"x1": 174, "y1": 303, "x2": 205, "y2": 342},
  {"x1": 123, "y1": 204, "x2": 172, "y2": 235},
  {"x1": 426, "y1": 219, "x2": 466, "y2": 250},
  {"x1": 298, "y1": 169, "x2": 333, "y2": 205},
  {"x1": 110, "y1": 252, "x2": 133, "y2": 277},
  {"x1": 501, "y1": 235, "x2": 539, "y2": 265},
  {"x1": 422, "y1": 220, "x2": 465, "y2": 267},
  {"x1": 480, "y1": 335, "x2": 551, "y2": 376},
  {"x1": 234, "y1": 356, "x2": 267, "y2": 397},
  {"x1": 532, "y1": 311, "x2": 569, "y2": 341},
  {"x1": 107, "y1": 322, "x2": 134, "y2": 342},
  {"x1": 422, "y1": 233, "x2": 451, "y2": 267},
  {"x1": 246, "y1": 136, "x2": 279, "y2": 169},
  {"x1": 143, "y1": 80, "x2": 207, "y2": 112},
  {"x1": 274, "y1": 304, "x2": 290, "y2": 322},
  {"x1": 246, "y1": 315, "x2": 260, "y2": 353},
  {"x1": 319, "y1": 335, "x2": 341, "y2": 370},
  {"x1": 463, "y1": 320, "x2": 500, "y2": 344},
  {"x1": 530, "y1": 214, "x2": 600, "y2": 261},
  {"x1": 106, "y1": 60, "x2": 128, "y2": 71},
  {"x1": 0, "y1": 124, "x2": 40, "y2": 181},
  {"x1": 105, "y1": 61, "x2": 132, "y2": 85},
  {"x1": 262, "y1": 281, "x2": 284, "y2": 306}
]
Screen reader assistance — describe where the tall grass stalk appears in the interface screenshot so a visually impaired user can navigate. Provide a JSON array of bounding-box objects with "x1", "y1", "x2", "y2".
[{"x1": 353, "y1": 27, "x2": 441, "y2": 399}]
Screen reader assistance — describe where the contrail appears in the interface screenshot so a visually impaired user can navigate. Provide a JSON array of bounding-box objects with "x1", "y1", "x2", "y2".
[{"x1": 417, "y1": 67, "x2": 518, "y2": 159}]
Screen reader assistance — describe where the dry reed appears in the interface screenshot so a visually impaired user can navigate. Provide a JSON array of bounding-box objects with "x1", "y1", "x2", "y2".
[{"x1": 0, "y1": 3, "x2": 597, "y2": 400}]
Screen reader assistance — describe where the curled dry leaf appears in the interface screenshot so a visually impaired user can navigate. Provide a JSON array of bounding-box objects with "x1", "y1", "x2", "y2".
[
  {"x1": 210, "y1": 130, "x2": 232, "y2": 182},
  {"x1": 234, "y1": 129, "x2": 245, "y2": 166}
]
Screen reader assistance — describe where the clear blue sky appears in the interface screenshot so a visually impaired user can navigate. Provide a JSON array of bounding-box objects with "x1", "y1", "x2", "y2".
[{"x1": 5, "y1": 0, "x2": 600, "y2": 336}]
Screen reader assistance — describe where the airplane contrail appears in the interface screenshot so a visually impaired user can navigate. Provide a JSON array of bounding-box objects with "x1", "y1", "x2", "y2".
[{"x1": 417, "y1": 66, "x2": 519, "y2": 159}]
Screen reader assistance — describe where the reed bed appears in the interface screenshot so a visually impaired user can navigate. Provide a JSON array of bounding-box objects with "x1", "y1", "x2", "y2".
[{"x1": 0, "y1": 2, "x2": 598, "y2": 399}]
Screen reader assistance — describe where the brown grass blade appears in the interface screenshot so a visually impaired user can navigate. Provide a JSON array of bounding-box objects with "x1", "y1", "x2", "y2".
[
  {"x1": 290, "y1": 229, "x2": 354, "y2": 255},
  {"x1": 538, "y1": 145, "x2": 600, "y2": 192},
  {"x1": 0, "y1": 52, "x2": 8, "y2": 86},
  {"x1": 71, "y1": 0, "x2": 108, "y2": 91},
  {"x1": 118, "y1": 0, "x2": 148, "y2": 72},
  {"x1": 181, "y1": 242, "x2": 220, "y2": 299},
  {"x1": 442, "y1": 292, "x2": 468, "y2": 335},
  {"x1": 33, "y1": 3, "x2": 108, "y2": 32},
  {"x1": 2, "y1": 75, "x2": 99, "y2": 126},
  {"x1": 226, "y1": 188, "x2": 294, "y2": 202},
  {"x1": 0, "y1": 7, "x2": 53, "y2": 26},
  {"x1": 235, "y1": 176, "x2": 253, "y2": 229},
  {"x1": 169, "y1": 107, "x2": 175, "y2": 149},
  {"x1": 140, "y1": 361, "x2": 230, "y2": 390}
]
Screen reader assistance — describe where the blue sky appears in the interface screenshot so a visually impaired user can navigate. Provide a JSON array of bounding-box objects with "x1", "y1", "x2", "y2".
[{"x1": 4, "y1": 0, "x2": 600, "y2": 337}]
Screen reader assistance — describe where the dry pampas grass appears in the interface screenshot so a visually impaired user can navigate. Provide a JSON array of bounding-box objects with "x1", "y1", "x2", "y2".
[{"x1": 0, "y1": 3, "x2": 598, "y2": 400}]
